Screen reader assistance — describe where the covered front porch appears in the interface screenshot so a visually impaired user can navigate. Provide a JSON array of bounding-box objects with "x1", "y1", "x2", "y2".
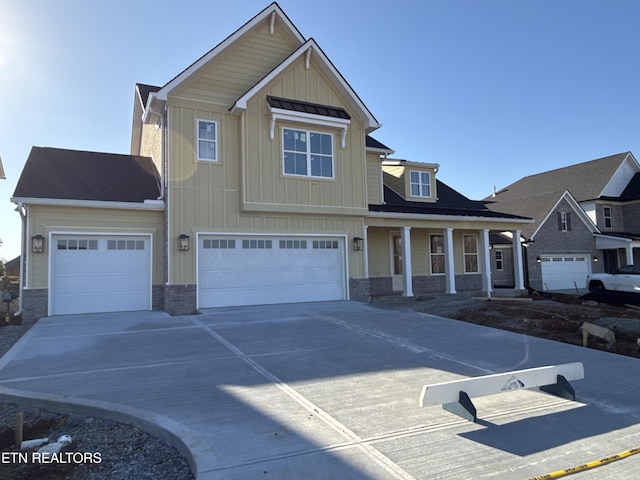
[
  {"x1": 362, "y1": 220, "x2": 526, "y2": 299},
  {"x1": 595, "y1": 233, "x2": 640, "y2": 272}
]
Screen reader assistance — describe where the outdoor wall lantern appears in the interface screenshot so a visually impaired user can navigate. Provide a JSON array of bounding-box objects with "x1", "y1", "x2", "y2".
[
  {"x1": 536, "y1": 256, "x2": 542, "y2": 263},
  {"x1": 178, "y1": 234, "x2": 190, "y2": 251},
  {"x1": 31, "y1": 234, "x2": 44, "y2": 254},
  {"x1": 593, "y1": 256, "x2": 599, "y2": 262},
  {"x1": 353, "y1": 236, "x2": 363, "y2": 252}
]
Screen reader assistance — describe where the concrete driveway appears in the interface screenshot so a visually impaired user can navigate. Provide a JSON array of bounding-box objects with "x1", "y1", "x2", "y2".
[{"x1": 1, "y1": 301, "x2": 639, "y2": 479}]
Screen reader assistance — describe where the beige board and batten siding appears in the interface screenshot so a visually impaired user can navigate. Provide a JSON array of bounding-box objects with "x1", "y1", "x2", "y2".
[
  {"x1": 366, "y1": 151, "x2": 383, "y2": 205},
  {"x1": 241, "y1": 58, "x2": 368, "y2": 214},
  {"x1": 26, "y1": 205, "x2": 163, "y2": 289},
  {"x1": 170, "y1": 22, "x2": 300, "y2": 107}
]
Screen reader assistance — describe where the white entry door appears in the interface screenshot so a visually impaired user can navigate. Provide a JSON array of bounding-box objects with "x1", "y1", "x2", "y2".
[
  {"x1": 198, "y1": 235, "x2": 346, "y2": 308},
  {"x1": 50, "y1": 235, "x2": 152, "y2": 315}
]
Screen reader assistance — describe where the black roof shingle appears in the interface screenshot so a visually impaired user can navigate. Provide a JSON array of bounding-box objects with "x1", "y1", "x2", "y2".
[{"x1": 13, "y1": 147, "x2": 161, "y2": 203}]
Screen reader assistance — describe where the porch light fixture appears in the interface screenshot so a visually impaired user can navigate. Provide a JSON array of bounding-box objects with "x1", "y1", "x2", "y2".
[
  {"x1": 536, "y1": 256, "x2": 542, "y2": 263},
  {"x1": 593, "y1": 256, "x2": 599, "y2": 262},
  {"x1": 353, "y1": 236, "x2": 363, "y2": 252},
  {"x1": 31, "y1": 234, "x2": 44, "y2": 254},
  {"x1": 178, "y1": 234, "x2": 190, "y2": 251}
]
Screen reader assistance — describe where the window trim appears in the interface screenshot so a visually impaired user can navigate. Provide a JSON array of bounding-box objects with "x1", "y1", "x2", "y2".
[
  {"x1": 603, "y1": 206, "x2": 612, "y2": 229},
  {"x1": 429, "y1": 234, "x2": 446, "y2": 275},
  {"x1": 282, "y1": 127, "x2": 335, "y2": 179},
  {"x1": 196, "y1": 119, "x2": 218, "y2": 162},
  {"x1": 409, "y1": 170, "x2": 431, "y2": 198},
  {"x1": 560, "y1": 211, "x2": 568, "y2": 232},
  {"x1": 495, "y1": 249, "x2": 503, "y2": 271},
  {"x1": 269, "y1": 108, "x2": 350, "y2": 148},
  {"x1": 463, "y1": 234, "x2": 479, "y2": 274}
]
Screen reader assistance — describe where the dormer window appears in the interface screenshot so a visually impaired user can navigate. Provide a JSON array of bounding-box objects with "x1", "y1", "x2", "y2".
[
  {"x1": 603, "y1": 206, "x2": 612, "y2": 228},
  {"x1": 410, "y1": 171, "x2": 431, "y2": 198}
]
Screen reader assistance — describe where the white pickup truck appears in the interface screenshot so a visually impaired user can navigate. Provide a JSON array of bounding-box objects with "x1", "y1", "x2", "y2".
[{"x1": 587, "y1": 265, "x2": 640, "y2": 293}]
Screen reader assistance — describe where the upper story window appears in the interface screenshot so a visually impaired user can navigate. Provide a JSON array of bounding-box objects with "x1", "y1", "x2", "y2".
[
  {"x1": 558, "y1": 211, "x2": 571, "y2": 232},
  {"x1": 197, "y1": 120, "x2": 218, "y2": 162},
  {"x1": 410, "y1": 171, "x2": 431, "y2": 198},
  {"x1": 603, "y1": 206, "x2": 612, "y2": 228},
  {"x1": 283, "y1": 128, "x2": 333, "y2": 178}
]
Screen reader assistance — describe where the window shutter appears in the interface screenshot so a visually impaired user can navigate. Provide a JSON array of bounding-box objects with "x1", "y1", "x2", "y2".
[
  {"x1": 566, "y1": 212, "x2": 572, "y2": 231},
  {"x1": 557, "y1": 212, "x2": 562, "y2": 231}
]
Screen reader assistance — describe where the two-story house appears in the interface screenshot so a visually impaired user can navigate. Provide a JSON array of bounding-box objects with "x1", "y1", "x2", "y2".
[
  {"x1": 11, "y1": 3, "x2": 531, "y2": 322},
  {"x1": 485, "y1": 152, "x2": 640, "y2": 292}
]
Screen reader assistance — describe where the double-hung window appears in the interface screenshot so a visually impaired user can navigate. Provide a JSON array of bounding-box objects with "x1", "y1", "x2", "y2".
[
  {"x1": 603, "y1": 207, "x2": 612, "y2": 228},
  {"x1": 197, "y1": 120, "x2": 217, "y2": 161},
  {"x1": 463, "y1": 235, "x2": 478, "y2": 273},
  {"x1": 430, "y1": 234, "x2": 445, "y2": 274},
  {"x1": 283, "y1": 128, "x2": 333, "y2": 178},
  {"x1": 410, "y1": 171, "x2": 431, "y2": 197}
]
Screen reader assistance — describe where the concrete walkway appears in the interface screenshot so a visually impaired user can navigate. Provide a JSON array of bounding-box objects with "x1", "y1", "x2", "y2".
[{"x1": 1, "y1": 301, "x2": 639, "y2": 479}]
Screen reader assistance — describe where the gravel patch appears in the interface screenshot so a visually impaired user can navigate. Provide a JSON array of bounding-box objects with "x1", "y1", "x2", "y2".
[{"x1": 0, "y1": 323, "x2": 194, "y2": 480}]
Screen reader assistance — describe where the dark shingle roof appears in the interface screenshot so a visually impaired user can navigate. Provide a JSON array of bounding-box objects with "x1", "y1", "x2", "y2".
[
  {"x1": 366, "y1": 136, "x2": 393, "y2": 151},
  {"x1": 370, "y1": 183, "x2": 530, "y2": 220},
  {"x1": 619, "y1": 172, "x2": 640, "y2": 201},
  {"x1": 267, "y1": 95, "x2": 350, "y2": 119},
  {"x1": 13, "y1": 147, "x2": 160, "y2": 203},
  {"x1": 136, "y1": 83, "x2": 160, "y2": 107}
]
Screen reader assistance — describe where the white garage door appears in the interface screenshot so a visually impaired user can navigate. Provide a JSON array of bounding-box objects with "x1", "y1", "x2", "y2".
[
  {"x1": 50, "y1": 235, "x2": 151, "y2": 315},
  {"x1": 540, "y1": 254, "x2": 590, "y2": 291},
  {"x1": 198, "y1": 235, "x2": 346, "y2": 308}
]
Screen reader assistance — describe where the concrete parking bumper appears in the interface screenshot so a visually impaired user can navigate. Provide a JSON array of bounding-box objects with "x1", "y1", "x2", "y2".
[{"x1": 1, "y1": 301, "x2": 639, "y2": 479}]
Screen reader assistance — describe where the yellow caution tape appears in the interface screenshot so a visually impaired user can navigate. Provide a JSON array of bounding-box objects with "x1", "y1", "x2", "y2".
[{"x1": 529, "y1": 447, "x2": 640, "y2": 479}]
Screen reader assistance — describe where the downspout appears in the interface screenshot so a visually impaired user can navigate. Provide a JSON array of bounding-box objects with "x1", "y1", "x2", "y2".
[
  {"x1": 14, "y1": 202, "x2": 26, "y2": 317},
  {"x1": 156, "y1": 114, "x2": 165, "y2": 201}
]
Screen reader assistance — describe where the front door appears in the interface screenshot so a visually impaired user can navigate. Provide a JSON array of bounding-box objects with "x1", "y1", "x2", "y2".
[{"x1": 391, "y1": 233, "x2": 403, "y2": 291}]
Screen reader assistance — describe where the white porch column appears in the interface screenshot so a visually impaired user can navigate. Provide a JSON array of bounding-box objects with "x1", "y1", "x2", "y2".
[
  {"x1": 481, "y1": 229, "x2": 492, "y2": 297},
  {"x1": 401, "y1": 226, "x2": 413, "y2": 297},
  {"x1": 512, "y1": 229, "x2": 525, "y2": 290},
  {"x1": 625, "y1": 244, "x2": 634, "y2": 265},
  {"x1": 444, "y1": 228, "x2": 456, "y2": 294}
]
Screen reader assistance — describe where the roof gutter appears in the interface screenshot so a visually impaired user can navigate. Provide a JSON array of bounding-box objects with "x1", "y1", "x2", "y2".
[
  {"x1": 10, "y1": 197, "x2": 165, "y2": 211},
  {"x1": 366, "y1": 210, "x2": 535, "y2": 224}
]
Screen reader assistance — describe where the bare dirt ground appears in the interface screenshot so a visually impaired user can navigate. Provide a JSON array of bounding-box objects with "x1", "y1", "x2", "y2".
[{"x1": 410, "y1": 292, "x2": 640, "y2": 359}]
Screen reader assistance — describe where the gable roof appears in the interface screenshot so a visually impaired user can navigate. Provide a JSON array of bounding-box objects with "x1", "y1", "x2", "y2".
[
  {"x1": 155, "y1": 3, "x2": 304, "y2": 103},
  {"x1": 231, "y1": 38, "x2": 380, "y2": 132},
  {"x1": 366, "y1": 136, "x2": 394, "y2": 154},
  {"x1": 617, "y1": 172, "x2": 640, "y2": 201},
  {"x1": 12, "y1": 147, "x2": 161, "y2": 205},
  {"x1": 370, "y1": 183, "x2": 531, "y2": 221},
  {"x1": 0, "y1": 154, "x2": 5, "y2": 179}
]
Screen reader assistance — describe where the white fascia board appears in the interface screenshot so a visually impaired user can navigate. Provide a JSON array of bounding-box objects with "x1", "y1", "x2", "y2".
[
  {"x1": 366, "y1": 146, "x2": 395, "y2": 156},
  {"x1": 10, "y1": 197, "x2": 165, "y2": 211},
  {"x1": 231, "y1": 39, "x2": 381, "y2": 132},
  {"x1": 599, "y1": 152, "x2": 640, "y2": 197},
  {"x1": 156, "y1": 4, "x2": 304, "y2": 103},
  {"x1": 530, "y1": 190, "x2": 599, "y2": 240},
  {"x1": 367, "y1": 210, "x2": 534, "y2": 224},
  {"x1": 382, "y1": 159, "x2": 440, "y2": 170}
]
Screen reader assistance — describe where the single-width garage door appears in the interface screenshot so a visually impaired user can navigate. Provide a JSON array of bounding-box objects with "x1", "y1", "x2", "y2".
[
  {"x1": 198, "y1": 235, "x2": 346, "y2": 308},
  {"x1": 540, "y1": 254, "x2": 590, "y2": 291},
  {"x1": 50, "y1": 235, "x2": 151, "y2": 315}
]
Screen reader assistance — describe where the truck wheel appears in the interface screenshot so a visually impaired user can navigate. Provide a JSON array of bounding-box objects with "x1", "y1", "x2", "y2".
[{"x1": 588, "y1": 280, "x2": 605, "y2": 292}]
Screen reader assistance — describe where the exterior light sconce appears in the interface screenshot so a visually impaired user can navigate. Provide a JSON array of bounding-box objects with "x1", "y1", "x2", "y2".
[
  {"x1": 178, "y1": 234, "x2": 190, "y2": 251},
  {"x1": 32, "y1": 234, "x2": 44, "y2": 254},
  {"x1": 353, "y1": 236, "x2": 363, "y2": 252},
  {"x1": 593, "y1": 256, "x2": 599, "y2": 262},
  {"x1": 536, "y1": 256, "x2": 542, "y2": 263}
]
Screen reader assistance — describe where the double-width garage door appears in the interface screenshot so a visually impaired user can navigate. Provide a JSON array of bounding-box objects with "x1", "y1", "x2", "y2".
[
  {"x1": 540, "y1": 254, "x2": 590, "y2": 291},
  {"x1": 198, "y1": 235, "x2": 346, "y2": 308},
  {"x1": 50, "y1": 235, "x2": 151, "y2": 315}
]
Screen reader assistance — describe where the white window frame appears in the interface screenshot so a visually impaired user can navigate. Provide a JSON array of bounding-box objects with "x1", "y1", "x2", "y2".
[
  {"x1": 196, "y1": 119, "x2": 218, "y2": 162},
  {"x1": 603, "y1": 206, "x2": 612, "y2": 229},
  {"x1": 429, "y1": 234, "x2": 446, "y2": 275},
  {"x1": 463, "y1": 234, "x2": 479, "y2": 274},
  {"x1": 495, "y1": 249, "x2": 503, "y2": 271},
  {"x1": 410, "y1": 170, "x2": 431, "y2": 198},
  {"x1": 282, "y1": 128, "x2": 334, "y2": 179},
  {"x1": 560, "y1": 211, "x2": 568, "y2": 232}
]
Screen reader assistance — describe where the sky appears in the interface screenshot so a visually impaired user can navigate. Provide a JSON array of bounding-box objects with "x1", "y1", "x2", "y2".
[{"x1": 1, "y1": 0, "x2": 640, "y2": 261}]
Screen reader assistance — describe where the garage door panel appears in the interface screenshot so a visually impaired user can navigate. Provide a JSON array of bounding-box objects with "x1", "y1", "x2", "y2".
[
  {"x1": 540, "y1": 255, "x2": 590, "y2": 290},
  {"x1": 198, "y1": 235, "x2": 346, "y2": 308},
  {"x1": 51, "y1": 235, "x2": 151, "y2": 315}
]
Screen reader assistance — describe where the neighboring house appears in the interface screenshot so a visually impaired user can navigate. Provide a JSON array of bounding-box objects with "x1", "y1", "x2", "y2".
[
  {"x1": 0, "y1": 154, "x2": 5, "y2": 179},
  {"x1": 11, "y1": 3, "x2": 530, "y2": 322},
  {"x1": 485, "y1": 152, "x2": 640, "y2": 291}
]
